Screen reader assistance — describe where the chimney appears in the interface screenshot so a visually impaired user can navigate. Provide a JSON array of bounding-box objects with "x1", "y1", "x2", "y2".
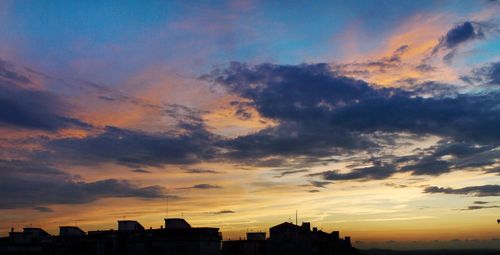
[
  {"x1": 11, "y1": 227, "x2": 14, "y2": 233},
  {"x1": 313, "y1": 227, "x2": 317, "y2": 232}
]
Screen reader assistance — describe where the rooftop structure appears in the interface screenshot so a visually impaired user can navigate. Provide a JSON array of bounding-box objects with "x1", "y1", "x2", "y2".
[
  {"x1": 59, "y1": 226, "x2": 86, "y2": 237},
  {"x1": 118, "y1": 220, "x2": 145, "y2": 231},
  {"x1": 165, "y1": 218, "x2": 192, "y2": 229}
]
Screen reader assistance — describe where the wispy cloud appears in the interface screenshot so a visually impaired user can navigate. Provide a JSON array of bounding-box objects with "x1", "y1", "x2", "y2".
[{"x1": 424, "y1": 185, "x2": 500, "y2": 197}]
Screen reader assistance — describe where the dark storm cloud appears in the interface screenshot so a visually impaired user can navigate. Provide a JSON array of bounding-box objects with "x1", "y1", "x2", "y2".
[
  {"x1": 0, "y1": 160, "x2": 167, "y2": 209},
  {"x1": 424, "y1": 185, "x2": 500, "y2": 196},
  {"x1": 48, "y1": 123, "x2": 218, "y2": 167},
  {"x1": 315, "y1": 162, "x2": 396, "y2": 181},
  {"x1": 0, "y1": 82, "x2": 91, "y2": 131}
]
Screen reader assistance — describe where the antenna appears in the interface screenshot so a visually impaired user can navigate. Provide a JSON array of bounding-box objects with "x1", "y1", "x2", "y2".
[
  {"x1": 165, "y1": 196, "x2": 169, "y2": 218},
  {"x1": 296, "y1": 210, "x2": 298, "y2": 226}
]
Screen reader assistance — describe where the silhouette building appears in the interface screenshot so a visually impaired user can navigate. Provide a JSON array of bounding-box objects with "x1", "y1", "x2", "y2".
[
  {"x1": 0, "y1": 218, "x2": 221, "y2": 255},
  {"x1": 266, "y1": 222, "x2": 357, "y2": 255},
  {"x1": 222, "y1": 232, "x2": 267, "y2": 255},
  {"x1": 0, "y1": 218, "x2": 360, "y2": 255},
  {"x1": 222, "y1": 222, "x2": 359, "y2": 255}
]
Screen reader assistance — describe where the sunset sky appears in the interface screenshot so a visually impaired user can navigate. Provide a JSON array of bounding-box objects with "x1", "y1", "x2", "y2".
[{"x1": 1, "y1": 0, "x2": 500, "y2": 250}]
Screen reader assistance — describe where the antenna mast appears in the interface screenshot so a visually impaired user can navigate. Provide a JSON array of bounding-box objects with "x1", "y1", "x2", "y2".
[{"x1": 165, "y1": 196, "x2": 169, "y2": 218}]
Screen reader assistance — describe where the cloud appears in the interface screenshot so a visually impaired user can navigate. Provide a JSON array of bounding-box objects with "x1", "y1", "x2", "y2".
[
  {"x1": 184, "y1": 168, "x2": 221, "y2": 174},
  {"x1": 431, "y1": 21, "x2": 499, "y2": 62},
  {"x1": 48, "y1": 123, "x2": 218, "y2": 167},
  {"x1": 0, "y1": 60, "x2": 92, "y2": 131},
  {"x1": 0, "y1": 59, "x2": 32, "y2": 84},
  {"x1": 315, "y1": 162, "x2": 396, "y2": 181},
  {"x1": 473, "y1": 201, "x2": 489, "y2": 204},
  {"x1": 32, "y1": 206, "x2": 54, "y2": 213},
  {"x1": 205, "y1": 62, "x2": 500, "y2": 172},
  {"x1": 0, "y1": 160, "x2": 167, "y2": 209},
  {"x1": 397, "y1": 141, "x2": 498, "y2": 176},
  {"x1": 206, "y1": 62, "x2": 382, "y2": 163},
  {"x1": 424, "y1": 185, "x2": 500, "y2": 196},
  {"x1": 308, "y1": 180, "x2": 331, "y2": 188},
  {"x1": 401, "y1": 159, "x2": 451, "y2": 176},
  {"x1": 274, "y1": 169, "x2": 309, "y2": 178},
  {"x1": 132, "y1": 169, "x2": 152, "y2": 173},
  {"x1": 230, "y1": 101, "x2": 254, "y2": 120},
  {"x1": 0, "y1": 82, "x2": 91, "y2": 131},
  {"x1": 463, "y1": 61, "x2": 500, "y2": 85},
  {"x1": 434, "y1": 21, "x2": 485, "y2": 51},
  {"x1": 460, "y1": 205, "x2": 500, "y2": 210},
  {"x1": 404, "y1": 81, "x2": 459, "y2": 97},
  {"x1": 457, "y1": 200, "x2": 500, "y2": 211},
  {"x1": 177, "y1": 184, "x2": 222, "y2": 190},
  {"x1": 384, "y1": 183, "x2": 408, "y2": 189},
  {"x1": 212, "y1": 210, "x2": 235, "y2": 214},
  {"x1": 330, "y1": 91, "x2": 500, "y2": 144},
  {"x1": 332, "y1": 45, "x2": 408, "y2": 74}
]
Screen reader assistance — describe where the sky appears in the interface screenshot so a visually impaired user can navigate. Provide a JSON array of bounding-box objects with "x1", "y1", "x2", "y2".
[{"x1": 1, "y1": 0, "x2": 500, "y2": 250}]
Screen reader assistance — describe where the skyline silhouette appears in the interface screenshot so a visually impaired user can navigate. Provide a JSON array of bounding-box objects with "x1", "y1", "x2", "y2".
[{"x1": 1, "y1": 217, "x2": 360, "y2": 255}]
